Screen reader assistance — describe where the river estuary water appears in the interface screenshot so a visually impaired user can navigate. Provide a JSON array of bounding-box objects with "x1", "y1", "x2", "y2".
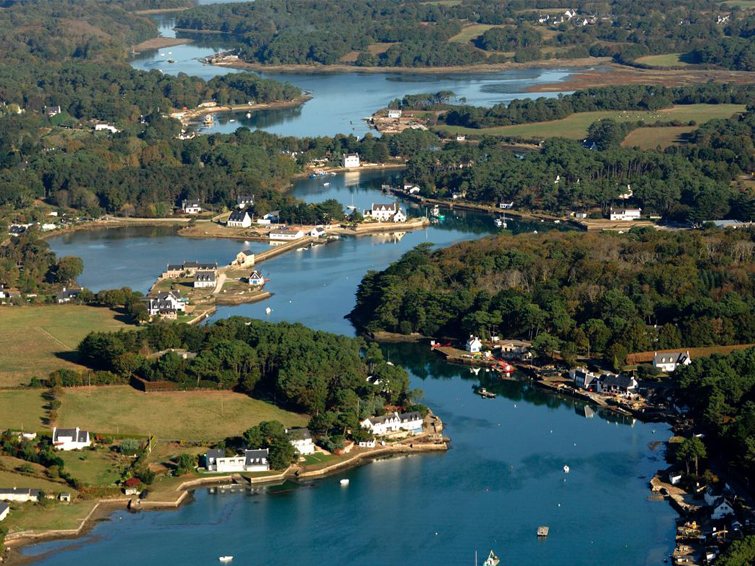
[{"x1": 29, "y1": 8, "x2": 679, "y2": 565}]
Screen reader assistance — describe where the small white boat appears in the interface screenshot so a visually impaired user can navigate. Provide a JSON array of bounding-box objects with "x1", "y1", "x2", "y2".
[
  {"x1": 563, "y1": 465, "x2": 570, "y2": 474},
  {"x1": 340, "y1": 479, "x2": 349, "y2": 486},
  {"x1": 219, "y1": 557, "x2": 233, "y2": 563},
  {"x1": 323, "y1": 182, "x2": 330, "y2": 186},
  {"x1": 246, "y1": 112, "x2": 252, "y2": 118},
  {"x1": 229, "y1": 119, "x2": 236, "y2": 123},
  {"x1": 265, "y1": 307, "x2": 272, "y2": 315}
]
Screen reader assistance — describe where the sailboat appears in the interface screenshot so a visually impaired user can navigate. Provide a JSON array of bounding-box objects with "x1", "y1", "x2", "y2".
[
  {"x1": 218, "y1": 557, "x2": 233, "y2": 563},
  {"x1": 482, "y1": 550, "x2": 500, "y2": 566}
]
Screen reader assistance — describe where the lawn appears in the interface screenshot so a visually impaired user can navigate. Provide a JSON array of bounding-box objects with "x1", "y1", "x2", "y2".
[
  {"x1": 59, "y1": 450, "x2": 126, "y2": 486},
  {"x1": 301, "y1": 452, "x2": 336, "y2": 465},
  {"x1": 436, "y1": 104, "x2": 745, "y2": 140},
  {"x1": 724, "y1": 0, "x2": 755, "y2": 7},
  {"x1": 449, "y1": 24, "x2": 500, "y2": 44},
  {"x1": 0, "y1": 389, "x2": 47, "y2": 432},
  {"x1": 57, "y1": 386, "x2": 308, "y2": 440},
  {"x1": 0, "y1": 305, "x2": 132, "y2": 386},
  {"x1": 634, "y1": 53, "x2": 696, "y2": 67},
  {"x1": 621, "y1": 125, "x2": 696, "y2": 149},
  {"x1": 0, "y1": 469, "x2": 72, "y2": 494},
  {"x1": 5, "y1": 500, "x2": 98, "y2": 535}
]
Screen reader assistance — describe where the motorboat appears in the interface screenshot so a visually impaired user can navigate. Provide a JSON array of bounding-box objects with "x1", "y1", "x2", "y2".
[{"x1": 219, "y1": 557, "x2": 233, "y2": 563}]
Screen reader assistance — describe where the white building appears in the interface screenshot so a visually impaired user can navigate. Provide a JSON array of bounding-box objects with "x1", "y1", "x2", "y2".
[
  {"x1": 194, "y1": 270, "x2": 216, "y2": 289},
  {"x1": 596, "y1": 374, "x2": 638, "y2": 395},
  {"x1": 235, "y1": 250, "x2": 255, "y2": 267},
  {"x1": 466, "y1": 336, "x2": 482, "y2": 353},
  {"x1": 147, "y1": 291, "x2": 186, "y2": 317},
  {"x1": 269, "y1": 229, "x2": 304, "y2": 241},
  {"x1": 287, "y1": 428, "x2": 315, "y2": 455},
  {"x1": 712, "y1": 498, "x2": 735, "y2": 520},
  {"x1": 248, "y1": 270, "x2": 265, "y2": 286},
  {"x1": 204, "y1": 449, "x2": 270, "y2": 473},
  {"x1": 609, "y1": 208, "x2": 641, "y2": 221},
  {"x1": 227, "y1": 209, "x2": 253, "y2": 228},
  {"x1": 363, "y1": 203, "x2": 407, "y2": 223},
  {"x1": 342, "y1": 153, "x2": 361, "y2": 168},
  {"x1": 358, "y1": 438, "x2": 376, "y2": 448},
  {"x1": 0, "y1": 488, "x2": 41, "y2": 503},
  {"x1": 236, "y1": 195, "x2": 255, "y2": 209},
  {"x1": 310, "y1": 226, "x2": 326, "y2": 238},
  {"x1": 52, "y1": 427, "x2": 91, "y2": 451},
  {"x1": 387, "y1": 109, "x2": 402, "y2": 119},
  {"x1": 570, "y1": 367, "x2": 599, "y2": 390},
  {"x1": 94, "y1": 124, "x2": 119, "y2": 134},
  {"x1": 0, "y1": 502, "x2": 8, "y2": 522},
  {"x1": 653, "y1": 351, "x2": 691, "y2": 373},
  {"x1": 361, "y1": 411, "x2": 423, "y2": 436},
  {"x1": 182, "y1": 199, "x2": 202, "y2": 214}
]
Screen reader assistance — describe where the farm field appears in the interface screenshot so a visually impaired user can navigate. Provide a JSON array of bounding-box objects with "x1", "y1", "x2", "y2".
[
  {"x1": 4, "y1": 500, "x2": 98, "y2": 535},
  {"x1": 449, "y1": 23, "x2": 499, "y2": 43},
  {"x1": 621, "y1": 125, "x2": 696, "y2": 149},
  {"x1": 0, "y1": 389, "x2": 47, "y2": 432},
  {"x1": 436, "y1": 104, "x2": 745, "y2": 140},
  {"x1": 0, "y1": 469, "x2": 71, "y2": 494},
  {"x1": 59, "y1": 450, "x2": 127, "y2": 486},
  {"x1": 0, "y1": 305, "x2": 132, "y2": 386},
  {"x1": 57, "y1": 386, "x2": 308, "y2": 440},
  {"x1": 634, "y1": 53, "x2": 696, "y2": 67}
]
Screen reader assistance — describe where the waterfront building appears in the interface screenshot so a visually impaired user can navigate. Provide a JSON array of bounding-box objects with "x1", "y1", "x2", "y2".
[
  {"x1": 183, "y1": 262, "x2": 217, "y2": 276},
  {"x1": 570, "y1": 367, "x2": 599, "y2": 390},
  {"x1": 596, "y1": 374, "x2": 638, "y2": 395},
  {"x1": 235, "y1": 250, "x2": 255, "y2": 267},
  {"x1": 147, "y1": 291, "x2": 186, "y2": 317},
  {"x1": 711, "y1": 498, "x2": 735, "y2": 520},
  {"x1": 466, "y1": 335, "x2": 482, "y2": 353},
  {"x1": 496, "y1": 339, "x2": 532, "y2": 360},
  {"x1": 56, "y1": 287, "x2": 81, "y2": 304},
  {"x1": 653, "y1": 351, "x2": 691, "y2": 373},
  {"x1": 363, "y1": 203, "x2": 407, "y2": 223},
  {"x1": 269, "y1": 229, "x2": 305, "y2": 241},
  {"x1": 227, "y1": 209, "x2": 253, "y2": 228},
  {"x1": 358, "y1": 439, "x2": 376, "y2": 448},
  {"x1": 0, "y1": 502, "x2": 8, "y2": 522},
  {"x1": 387, "y1": 109, "x2": 402, "y2": 119},
  {"x1": 52, "y1": 427, "x2": 91, "y2": 451},
  {"x1": 361, "y1": 411, "x2": 423, "y2": 436},
  {"x1": 163, "y1": 264, "x2": 184, "y2": 278},
  {"x1": 248, "y1": 270, "x2": 265, "y2": 286},
  {"x1": 0, "y1": 488, "x2": 41, "y2": 503},
  {"x1": 609, "y1": 207, "x2": 641, "y2": 221},
  {"x1": 310, "y1": 226, "x2": 326, "y2": 238},
  {"x1": 194, "y1": 270, "x2": 216, "y2": 289},
  {"x1": 181, "y1": 199, "x2": 202, "y2": 214},
  {"x1": 342, "y1": 153, "x2": 361, "y2": 168},
  {"x1": 204, "y1": 449, "x2": 270, "y2": 473},
  {"x1": 287, "y1": 428, "x2": 315, "y2": 455}
]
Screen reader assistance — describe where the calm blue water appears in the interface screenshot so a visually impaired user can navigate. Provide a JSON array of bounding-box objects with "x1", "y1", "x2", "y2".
[
  {"x1": 23, "y1": 344, "x2": 676, "y2": 566},
  {"x1": 130, "y1": 18, "x2": 584, "y2": 138}
]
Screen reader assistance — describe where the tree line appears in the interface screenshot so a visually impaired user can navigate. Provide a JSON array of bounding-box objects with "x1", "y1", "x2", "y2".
[{"x1": 351, "y1": 228, "x2": 755, "y2": 371}]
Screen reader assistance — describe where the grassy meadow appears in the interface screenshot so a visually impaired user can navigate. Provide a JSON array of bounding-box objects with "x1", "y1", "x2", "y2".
[{"x1": 634, "y1": 53, "x2": 696, "y2": 67}]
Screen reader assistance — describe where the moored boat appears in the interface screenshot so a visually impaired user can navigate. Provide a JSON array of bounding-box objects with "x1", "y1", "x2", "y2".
[
  {"x1": 219, "y1": 556, "x2": 233, "y2": 563},
  {"x1": 482, "y1": 550, "x2": 500, "y2": 566}
]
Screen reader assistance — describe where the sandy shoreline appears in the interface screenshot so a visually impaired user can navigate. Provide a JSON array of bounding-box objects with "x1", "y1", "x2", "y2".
[
  {"x1": 131, "y1": 37, "x2": 192, "y2": 54},
  {"x1": 175, "y1": 95, "x2": 312, "y2": 125}
]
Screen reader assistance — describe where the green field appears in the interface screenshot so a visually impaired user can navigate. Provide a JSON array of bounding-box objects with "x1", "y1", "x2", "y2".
[
  {"x1": 724, "y1": 0, "x2": 755, "y2": 7},
  {"x1": 0, "y1": 469, "x2": 72, "y2": 494},
  {"x1": 59, "y1": 450, "x2": 126, "y2": 486},
  {"x1": 449, "y1": 24, "x2": 499, "y2": 44},
  {"x1": 0, "y1": 305, "x2": 132, "y2": 386},
  {"x1": 5, "y1": 500, "x2": 98, "y2": 535},
  {"x1": 621, "y1": 125, "x2": 696, "y2": 149},
  {"x1": 436, "y1": 104, "x2": 745, "y2": 140},
  {"x1": 634, "y1": 53, "x2": 695, "y2": 67},
  {"x1": 0, "y1": 389, "x2": 47, "y2": 432},
  {"x1": 301, "y1": 452, "x2": 336, "y2": 465},
  {"x1": 57, "y1": 386, "x2": 308, "y2": 440}
]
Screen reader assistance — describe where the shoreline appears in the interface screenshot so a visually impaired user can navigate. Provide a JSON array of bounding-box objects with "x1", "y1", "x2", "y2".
[
  {"x1": 3, "y1": 425, "x2": 448, "y2": 562},
  {"x1": 130, "y1": 37, "x2": 192, "y2": 54},
  {"x1": 174, "y1": 94, "x2": 312, "y2": 126}
]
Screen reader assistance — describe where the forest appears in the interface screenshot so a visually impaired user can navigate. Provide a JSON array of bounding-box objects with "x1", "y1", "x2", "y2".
[
  {"x1": 350, "y1": 228, "x2": 755, "y2": 370},
  {"x1": 76, "y1": 318, "x2": 423, "y2": 444},
  {"x1": 173, "y1": 0, "x2": 742, "y2": 67},
  {"x1": 675, "y1": 348, "x2": 755, "y2": 488}
]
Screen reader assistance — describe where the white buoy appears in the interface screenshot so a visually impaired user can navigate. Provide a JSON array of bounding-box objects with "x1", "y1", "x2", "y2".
[
  {"x1": 340, "y1": 479, "x2": 349, "y2": 486},
  {"x1": 265, "y1": 307, "x2": 272, "y2": 314},
  {"x1": 563, "y1": 465, "x2": 570, "y2": 474}
]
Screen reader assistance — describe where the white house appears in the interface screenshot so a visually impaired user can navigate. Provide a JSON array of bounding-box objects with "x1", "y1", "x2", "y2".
[
  {"x1": 653, "y1": 351, "x2": 692, "y2": 373},
  {"x1": 287, "y1": 428, "x2": 315, "y2": 455},
  {"x1": 227, "y1": 209, "x2": 252, "y2": 228},
  {"x1": 0, "y1": 502, "x2": 8, "y2": 522},
  {"x1": 310, "y1": 226, "x2": 327, "y2": 238},
  {"x1": 0, "y1": 488, "x2": 41, "y2": 503},
  {"x1": 94, "y1": 124, "x2": 119, "y2": 134},
  {"x1": 269, "y1": 229, "x2": 304, "y2": 241},
  {"x1": 609, "y1": 208, "x2": 641, "y2": 221},
  {"x1": 404, "y1": 184, "x2": 421, "y2": 194},
  {"x1": 669, "y1": 472, "x2": 683, "y2": 485},
  {"x1": 361, "y1": 411, "x2": 423, "y2": 436},
  {"x1": 387, "y1": 109, "x2": 402, "y2": 119},
  {"x1": 248, "y1": 270, "x2": 265, "y2": 286},
  {"x1": 147, "y1": 291, "x2": 186, "y2": 317},
  {"x1": 342, "y1": 153, "x2": 360, "y2": 168},
  {"x1": 358, "y1": 438, "x2": 376, "y2": 448},
  {"x1": 235, "y1": 249, "x2": 255, "y2": 267},
  {"x1": 56, "y1": 288, "x2": 81, "y2": 304},
  {"x1": 204, "y1": 448, "x2": 270, "y2": 472},
  {"x1": 570, "y1": 367, "x2": 599, "y2": 390},
  {"x1": 52, "y1": 427, "x2": 91, "y2": 451},
  {"x1": 194, "y1": 270, "x2": 216, "y2": 289},
  {"x1": 182, "y1": 199, "x2": 202, "y2": 214},
  {"x1": 236, "y1": 195, "x2": 255, "y2": 209},
  {"x1": 44, "y1": 105, "x2": 61, "y2": 117},
  {"x1": 466, "y1": 335, "x2": 482, "y2": 353},
  {"x1": 596, "y1": 374, "x2": 638, "y2": 395},
  {"x1": 363, "y1": 203, "x2": 407, "y2": 223},
  {"x1": 712, "y1": 498, "x2": 735, "y2": 520}
]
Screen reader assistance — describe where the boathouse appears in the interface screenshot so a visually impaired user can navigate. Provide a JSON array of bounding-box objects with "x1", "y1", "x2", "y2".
[
  {"x1": 342, "y1": 153, "x2": 360, "y2": 168},
  {"x1": 235, "y1": 250, "x2": 255, "y2": 267},
  {"x1": 248, "y1": 270, "x2": 264, "y2": 286},
  {"x1": 269, "y1": 229, "x2": 304, "y2": 241}
]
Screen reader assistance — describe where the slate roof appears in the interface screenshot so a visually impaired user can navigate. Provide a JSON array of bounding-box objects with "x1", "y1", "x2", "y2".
[
  {"x1": 228, "y1": 209, "x2": 250, "y2": 222},
  {"x1": 399, "y1": 411, "x2": 422, "y2": 423},
  {"x1": 244, "y1": 449, "x2": 269, "y2": 466},
  {"x1": 287, "y1": 428, "x2": 312, "y2": 441},
  {"x1": 237, "y1": 195, "x2": 255, "y2": 204},
  {"x1": 205, "y1": 449, "x2": 224, "y2": 462},
  {"x1": 239, "y1": 249, "x2": 254, "y2": 257},
  {"x1": 195, "y1": 270, "x2": 216, "y2": 283},
  {"x1": 0, "y1": 488, "x2": 41, "y2": 497},
  {"x1": 599, "y1": 374, "x2": 637, "y2": 390},
  {"x1": 654, "y1": 351, "x2": 690, "y2": 366},
  {"x1": 371, "y1": 203, "x2": 399, "y2": 213},
  {"x1": 0, "y1": 501, "x2": 9, "y2": 516},
  {"x1": 56, "y1": 288, "x2": 81, "y2": 301}
]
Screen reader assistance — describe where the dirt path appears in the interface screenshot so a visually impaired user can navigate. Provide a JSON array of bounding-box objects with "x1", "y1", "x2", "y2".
[
  {"x1": 36, "y1": 327, "x2": 72, "y2": 351},
  {"x1": 212, "y1": 273, "x2": 227, "y2": 295}
]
